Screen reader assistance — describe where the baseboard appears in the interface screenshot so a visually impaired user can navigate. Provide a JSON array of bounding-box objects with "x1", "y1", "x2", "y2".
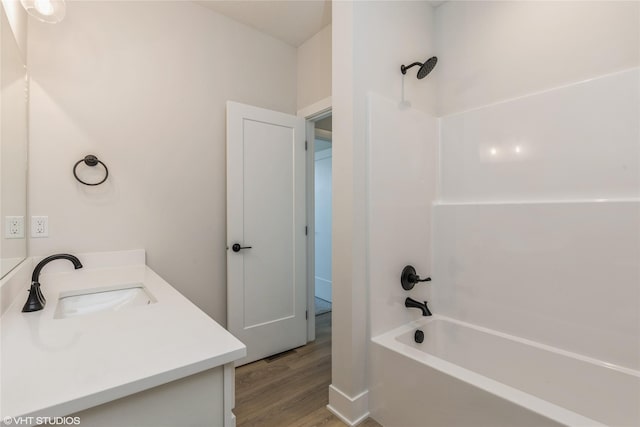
[{"x1": 327, "y1": 384, "x2": 369, "y2": 426}]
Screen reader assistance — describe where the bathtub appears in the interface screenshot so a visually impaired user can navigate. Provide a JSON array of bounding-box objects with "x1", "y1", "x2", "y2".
[{"x1": 369, "y1": 316, "x2": 640, "y2": 427}]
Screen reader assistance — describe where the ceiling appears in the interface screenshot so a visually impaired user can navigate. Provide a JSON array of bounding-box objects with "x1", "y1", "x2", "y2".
[
  {"x1": 196, "y1": 1, "x2": 332, "y2": 47},
  {"x1": 196, "y1": 1, "x2": 446, "y2": 49}
]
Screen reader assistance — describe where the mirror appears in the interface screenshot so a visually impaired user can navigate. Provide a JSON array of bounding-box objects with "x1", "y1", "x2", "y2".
[{"x1": 0, "y1": 6, "x2": 28, "y2": 278}]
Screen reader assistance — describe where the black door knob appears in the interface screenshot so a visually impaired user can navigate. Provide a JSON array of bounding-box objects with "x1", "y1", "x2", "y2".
[{"x1": 232, "y1": 243, "x2": 252, "y2": 252}]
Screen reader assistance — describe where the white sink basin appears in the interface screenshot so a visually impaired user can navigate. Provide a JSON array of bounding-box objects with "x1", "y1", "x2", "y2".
[{"x1": 54, "y1": 284, "x2": 156, "y2": 319}]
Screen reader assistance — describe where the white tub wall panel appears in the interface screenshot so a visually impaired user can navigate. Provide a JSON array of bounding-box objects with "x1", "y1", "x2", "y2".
[
  {"x1": 367, "y1": 93, "x2": 438, "y2": 337},
  {"x1": 369, "y1": 342, "x2": 564, "y2": 427},
  {"x1": 439, "y1": 68, "x2": 640, "y2": 202},
  {"x1": 433, "y1": 201, "x2": 640, "y2": 370}
]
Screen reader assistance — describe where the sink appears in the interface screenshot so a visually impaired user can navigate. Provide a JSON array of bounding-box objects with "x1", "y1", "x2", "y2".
[{"x1": 54, "y1": 284, "x2": 156, "y2": 319}]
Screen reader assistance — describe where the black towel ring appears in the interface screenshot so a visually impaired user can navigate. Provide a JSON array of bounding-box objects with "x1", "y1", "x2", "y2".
[{"x1": 73, "y1": 155, "x2": 109, "y2": 186}]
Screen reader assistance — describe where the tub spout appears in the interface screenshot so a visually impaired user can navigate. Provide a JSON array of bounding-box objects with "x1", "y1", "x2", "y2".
[{"x1": 405, "y1": 297, "x2": 432, "y2": 316}]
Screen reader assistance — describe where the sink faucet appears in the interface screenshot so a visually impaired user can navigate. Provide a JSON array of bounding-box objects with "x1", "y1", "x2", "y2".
[
  {"x1": 405, "y1": 297, "x2": 432, "y2": 316},
  {"x1": 22, "y1": 254, "x2": 83, "y2": 313}
]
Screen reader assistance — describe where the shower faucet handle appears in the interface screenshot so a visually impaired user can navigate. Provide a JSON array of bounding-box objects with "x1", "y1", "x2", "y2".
[{"x1": 401, "y1": 265, "x2": 431, "y2": 290}]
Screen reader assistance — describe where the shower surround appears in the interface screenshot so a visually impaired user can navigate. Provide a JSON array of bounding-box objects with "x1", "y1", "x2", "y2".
[
  {"x1": 366, "y1": 65, "x2": 639, "y2": 427},
  {"x1": 327, "y1": 1, "x2": 638, "y2": 424}
]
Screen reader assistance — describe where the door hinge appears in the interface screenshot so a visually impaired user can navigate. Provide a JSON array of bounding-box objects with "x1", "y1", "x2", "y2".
[
  {"x1": 306, "y1": 310, "x2": 308, "y2": 320},
  {"x1": 305, "y1": 226, "x2": 308, "y2": 236},
  {"x1": 305, "y1": 140, "x2": 308, "y2": 151}
]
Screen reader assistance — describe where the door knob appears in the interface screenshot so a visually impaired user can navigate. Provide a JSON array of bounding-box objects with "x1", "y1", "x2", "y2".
[{"x1": 232, "y1": 243, "x2": 252, "y2": 252}]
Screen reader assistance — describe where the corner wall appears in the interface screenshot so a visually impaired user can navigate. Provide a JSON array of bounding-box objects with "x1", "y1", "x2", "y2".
[
  {"x1": 330, "y1": 1, "x2": 436, "y2": 424},
  {"x1": 27, "y1": 1, "x2": 297, "y2": 323},
  {"x1": 297, "y1": 24, "x2": 331, "y2": 110}
]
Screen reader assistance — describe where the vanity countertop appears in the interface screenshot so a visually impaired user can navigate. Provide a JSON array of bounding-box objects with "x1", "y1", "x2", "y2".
[{"x1": 0, "y1": 250, "x2": 246, "y2": 420}]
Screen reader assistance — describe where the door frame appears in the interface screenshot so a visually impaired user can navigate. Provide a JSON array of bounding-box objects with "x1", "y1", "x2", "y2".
[{"x1": 298, "y1": 96, "x2": 332, "y2": 342}]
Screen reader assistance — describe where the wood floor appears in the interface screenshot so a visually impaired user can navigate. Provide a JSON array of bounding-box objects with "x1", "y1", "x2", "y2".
[{"x1": 235, "y1": 312, "x2": 382, "y2": 427}]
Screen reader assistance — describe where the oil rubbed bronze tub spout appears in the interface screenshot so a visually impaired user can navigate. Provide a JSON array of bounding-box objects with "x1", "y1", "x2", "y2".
[{"x1": 404, "y1": 297, "x2": 432, "y2": 316}]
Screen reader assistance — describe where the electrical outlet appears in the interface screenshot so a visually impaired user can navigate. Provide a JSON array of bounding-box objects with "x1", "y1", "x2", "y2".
[
  {"x1": 5, "y1": 216, "x2": 25, "y2": 239},
  {"x1": 31, "y1": 216, "x2": 49, "y2": 238}
]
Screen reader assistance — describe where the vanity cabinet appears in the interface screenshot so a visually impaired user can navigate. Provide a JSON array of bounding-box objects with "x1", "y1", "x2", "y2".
[
  {"x1": 1, "y1": 251, "x2": 245, "y2": 427},
  {"x1": 45, "y1": 365, "x2": 236, "y2": 427}
]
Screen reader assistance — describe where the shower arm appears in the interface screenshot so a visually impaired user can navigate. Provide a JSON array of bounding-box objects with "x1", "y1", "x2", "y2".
[{"x1": 401, "y1": 62, "x2": 423, "y2": 74}]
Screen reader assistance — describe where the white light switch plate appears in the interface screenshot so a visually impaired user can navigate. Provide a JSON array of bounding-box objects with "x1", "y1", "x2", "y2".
[
  {"x1": 5, "y1": 216, "x2": 25, "y2": 239},
  {"x1": 31, "y1": 216, "x2": 49, "y2": 238}
]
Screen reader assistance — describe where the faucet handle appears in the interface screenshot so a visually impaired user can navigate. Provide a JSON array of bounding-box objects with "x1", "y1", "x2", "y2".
[{"x1": 401, "y1": 265, "x2": 431, "y2": 290}]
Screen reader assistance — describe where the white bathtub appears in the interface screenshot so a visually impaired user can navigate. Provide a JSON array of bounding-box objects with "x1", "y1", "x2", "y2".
[{"x1": 369, "y1": 316, "x2": 640, "y2": 427}]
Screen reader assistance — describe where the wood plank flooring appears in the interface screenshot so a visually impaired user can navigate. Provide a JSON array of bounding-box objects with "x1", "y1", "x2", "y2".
[{"x1": 235, "y1": 312, "x2": 381, "y2": 427}]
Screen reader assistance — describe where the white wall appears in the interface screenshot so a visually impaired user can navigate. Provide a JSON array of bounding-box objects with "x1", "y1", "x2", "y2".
[
  {"x1": 354, "y1": 3, "x2": 437, "y2": 116},
  {"x1": 435, "y1": 0, "x2": 640, "y2": 115},
  {"x1": 1, "y1": 0, "x2": 27, "y2": 61},
  {"x1": 330, "y1": 1, "x2": 436, "y2": 423},
  {"x1": 27, "y1": 1, "x2": 297, "y2": 324},
  {"x1": 297, "y1": 24, "x2": 331, "y2": 110}
]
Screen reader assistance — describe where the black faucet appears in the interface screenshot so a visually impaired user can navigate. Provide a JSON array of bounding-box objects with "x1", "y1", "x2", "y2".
[
  {"x1": 22, "y1": 254, "x2": 83, "y2": 313},
  {"x1": 405, "y1": 297, "x2": 432, "y2": 316}
]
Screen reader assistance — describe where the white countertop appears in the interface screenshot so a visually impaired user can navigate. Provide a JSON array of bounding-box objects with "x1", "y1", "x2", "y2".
[{"x1": 0, "y1": 250, "x2": 246, "y2": 420}]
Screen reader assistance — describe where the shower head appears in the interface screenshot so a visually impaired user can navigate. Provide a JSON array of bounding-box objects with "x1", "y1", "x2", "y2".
[{"x1": 401, "y1": 56, "x2": 438, "y2": 79}]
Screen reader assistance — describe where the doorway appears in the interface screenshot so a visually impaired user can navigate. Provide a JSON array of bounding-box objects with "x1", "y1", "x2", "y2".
[
  {"x1": 313, "y1": 116, "x2": 332, "y2": 316},
  {"x1": 302, "y1": 100, "x2": 332, "y2": 342}
]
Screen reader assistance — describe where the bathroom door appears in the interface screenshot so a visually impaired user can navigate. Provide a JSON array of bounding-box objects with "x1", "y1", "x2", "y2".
[{"x1": 226, "y1": 101, "x2": 307, "y2": 366}]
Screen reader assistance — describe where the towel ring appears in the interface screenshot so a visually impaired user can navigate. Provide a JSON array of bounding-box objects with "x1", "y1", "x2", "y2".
[{"x1": 73, "y1": 155, "x2": 109, "y2": 186}]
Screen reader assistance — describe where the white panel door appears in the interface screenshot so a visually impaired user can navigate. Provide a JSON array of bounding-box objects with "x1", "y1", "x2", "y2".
[{"x1": 226, "y1": 101, "x2": 307, "y2": 366}]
